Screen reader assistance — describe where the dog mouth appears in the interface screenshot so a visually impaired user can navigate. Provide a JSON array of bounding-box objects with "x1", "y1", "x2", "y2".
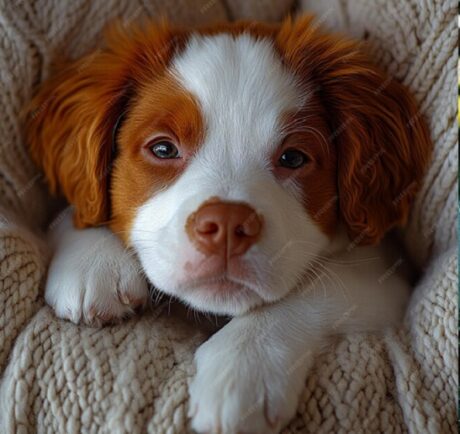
[
  {"x1": 174, "y1": 274, "x2": 265, "y2": 315},
  {"x1": 178, "y1": 274, "x2": 253, "y2": 294},
  {"x1": 177, "y1": 272, "x2": 266, "y2": 304}
]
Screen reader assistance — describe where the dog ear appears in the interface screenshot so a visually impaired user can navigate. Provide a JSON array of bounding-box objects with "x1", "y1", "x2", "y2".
[
  {"x1": 277, "y1": 16, "x2": 432, "y2": 245},
  {"x1": 26, "y1": 20, "x2": 183, "y2": 227}
]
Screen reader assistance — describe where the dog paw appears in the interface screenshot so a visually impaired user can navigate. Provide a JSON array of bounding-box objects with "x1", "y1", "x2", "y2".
[
  {"x1": 189, "y1": 320, "x2": 303, "y2": 434},
  {"x1": 46, "y1": 226, "x2": 148, "y2": 325}
]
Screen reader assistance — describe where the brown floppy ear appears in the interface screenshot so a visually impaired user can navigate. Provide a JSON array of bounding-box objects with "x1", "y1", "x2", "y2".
[
  {"x1": 277, "y1": 16, "x2": 432, "y2": 245},
  {"x1": 26, "y1": 20, "x2": 183, "y2": 228}
]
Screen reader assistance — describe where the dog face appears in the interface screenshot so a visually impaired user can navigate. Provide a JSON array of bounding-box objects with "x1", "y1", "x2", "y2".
[
  {"x1": 27, "y1": 17, "x2": 431, "y2": 315},
  {"x1": 113, "y1": 33, "x2": 336, "y2": 314}
]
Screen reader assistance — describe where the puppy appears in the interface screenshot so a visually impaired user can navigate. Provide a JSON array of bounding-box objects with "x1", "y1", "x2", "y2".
[{"x1": 26, "y1": 16, "x2": 431, "y2": 434}]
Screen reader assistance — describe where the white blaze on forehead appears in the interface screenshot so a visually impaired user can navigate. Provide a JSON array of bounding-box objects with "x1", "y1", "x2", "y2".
[{"x1": 171, "y1": 33, "x2": 304, "y2": 157}]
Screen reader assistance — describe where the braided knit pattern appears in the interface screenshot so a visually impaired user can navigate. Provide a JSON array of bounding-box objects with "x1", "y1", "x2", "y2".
[
  {"x1": 0, "y1": 222, "x2": 45, "y2": 373},
  {"x1": 0, "y1": 0, "x2": 457, "y2": 433}
]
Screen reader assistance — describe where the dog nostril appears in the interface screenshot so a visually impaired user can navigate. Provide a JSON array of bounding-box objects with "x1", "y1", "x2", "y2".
[
  {"x1": 234, "y1": 225, "x2": 245, "y2": 237},
  {"x1": 197, "y1": 221, "x2": 219, "y2": 235},
  {"x1": 236, "y1": 213, "x2": 261, "y2": 238}
]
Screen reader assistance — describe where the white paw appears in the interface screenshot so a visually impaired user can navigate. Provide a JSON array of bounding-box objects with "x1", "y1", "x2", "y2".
[
  {"x1": 45, "y1": 225, "x2": 148, "y2": 325},
  {"x1": 189, "y1": 321, "x2": 303, "y2": 434}
]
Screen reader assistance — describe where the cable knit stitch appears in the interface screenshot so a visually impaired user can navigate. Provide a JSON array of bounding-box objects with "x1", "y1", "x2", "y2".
[{"x1": 0, "y1": 0, "x2": 457, "y2": 433}]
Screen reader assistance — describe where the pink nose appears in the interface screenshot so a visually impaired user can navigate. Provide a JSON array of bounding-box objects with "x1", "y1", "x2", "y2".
[{"x1": 186, "y1": 201, "x2": 263, "y2": 257}]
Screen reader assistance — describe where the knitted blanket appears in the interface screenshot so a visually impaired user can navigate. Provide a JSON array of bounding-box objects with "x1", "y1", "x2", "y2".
[{"x1": 0, "y1": 0, "x2": 457, "y2": 433}]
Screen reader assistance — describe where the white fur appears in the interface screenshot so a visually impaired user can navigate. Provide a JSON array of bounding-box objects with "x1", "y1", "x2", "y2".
[
  {"x1": 190, "y1": 241, "x2": 409, "y2": 433},
  {"x1": 44, "y1": 33, "x2": 412, "y2": 434},
  {"x1": 45, "y1": 209, "x2": 148, "y2": 325}
]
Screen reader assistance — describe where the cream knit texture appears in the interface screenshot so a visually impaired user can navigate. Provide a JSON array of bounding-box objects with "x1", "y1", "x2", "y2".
[{"x1": 0, "y1": 0, "x2": 457, "y2": 433}]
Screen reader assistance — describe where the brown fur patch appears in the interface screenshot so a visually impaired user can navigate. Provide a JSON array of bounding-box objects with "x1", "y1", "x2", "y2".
[
  {"x1": 276, "y1": 100, "x2": 338, "y2": 236},
  {"x1": 275, "y1": 16, "x2": 432, "y2": 244},
  {"x1": 25, "y1": 20, "x2": 189, "y2": 228},
  {"x1": 110, "y1": 73, "x2": 204, "y2": 243}
]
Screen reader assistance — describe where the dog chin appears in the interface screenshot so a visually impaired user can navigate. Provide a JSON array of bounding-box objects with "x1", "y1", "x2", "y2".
[{"x1": 173, "y1": 278, "x2": 267, "y2": 316}]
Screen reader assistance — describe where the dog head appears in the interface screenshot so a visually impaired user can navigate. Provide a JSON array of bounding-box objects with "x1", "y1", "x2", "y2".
[{"x1": 27, "y1": 16, "x2": 431, "y2": 315}]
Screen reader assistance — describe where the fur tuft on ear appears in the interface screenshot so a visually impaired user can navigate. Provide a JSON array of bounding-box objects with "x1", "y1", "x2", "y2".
[
  {"x1": 26, "y1": 20, "x2": 183, "y2": 227},
  {"x1": 277, "y1": 16, "x2": 432, "y2": 245}
]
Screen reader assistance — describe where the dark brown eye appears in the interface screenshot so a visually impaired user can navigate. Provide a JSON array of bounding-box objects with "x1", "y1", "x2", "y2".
[
  {"x1": 279, "y1": 149, "x2": 309, "y2": 169},
  {"x1": 150, "y1": 140, "x2": 180, "y2": 159}
]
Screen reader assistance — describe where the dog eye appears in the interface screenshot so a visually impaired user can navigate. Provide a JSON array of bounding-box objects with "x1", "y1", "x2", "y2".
[
  {"x1": 150, "y1": 140, "x2": 180, "y2": 159},
  {"x1": 278, "y1": 149, "x2": 309, "y2": 169}
]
